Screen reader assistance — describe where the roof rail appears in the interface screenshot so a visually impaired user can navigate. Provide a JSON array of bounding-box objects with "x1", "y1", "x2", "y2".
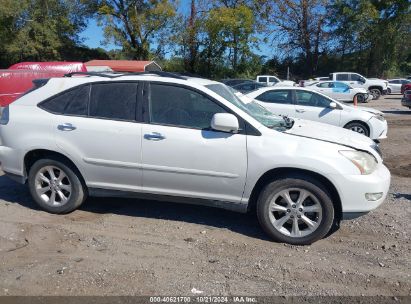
[{"x1": 64, "y1": 71, "x2": 187, "y2": 80}]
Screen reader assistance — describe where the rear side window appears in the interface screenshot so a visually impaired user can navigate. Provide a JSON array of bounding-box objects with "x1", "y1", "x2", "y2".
[
  {"x1": 89, "y1": 83, "x2": 137, "y2": 121},
  {"x1": 41, "y1": 85, "x2": 89, "y2": 116},
  {"x1": 295, "y1": 91, "x2": 331, "y2": 108},
  {"x1": 256, "y1": 90, "x2": 293, "y2": 104},
  {"x1": 336, "y1": 74, "x2": 349, "y2": 81},
  {"x1": 258, "y1": 77, "x2": 267, "y2": 83}
]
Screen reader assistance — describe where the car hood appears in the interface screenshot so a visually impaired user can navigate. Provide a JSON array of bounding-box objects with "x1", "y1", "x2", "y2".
[
  {"x1": 285, "y1": 119, "x2": 376, "y2": 152},
  {"x1": 341, "y1": 104, "x2": 384, "y2": 117}
]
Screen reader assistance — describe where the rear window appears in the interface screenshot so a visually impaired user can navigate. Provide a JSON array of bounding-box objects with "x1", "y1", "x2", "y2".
[
  {"x1": 89, "y1": 83, "x2": 137, "y2": 121},
  {"x1": 40, "y1": 85, "x2": 89, "y2": 116},
  {"x1": 336, "y1": 74, "x2": 349, "y2": 81}
]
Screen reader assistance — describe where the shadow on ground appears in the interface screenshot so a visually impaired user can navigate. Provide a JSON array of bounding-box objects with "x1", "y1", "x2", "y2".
[
  {"x1": 0, "y1": 175, "x2": 269, "y2": 241},
  {"x1": 383, "y1": 110, "x2": 411, "y2": 115}
]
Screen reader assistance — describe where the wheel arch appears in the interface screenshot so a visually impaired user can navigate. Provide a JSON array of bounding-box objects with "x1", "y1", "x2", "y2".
[
  {"x1": 368, "y1": 85, "x2": 383, "y2": 92},
  {"x1": 23, "y1": 149, "x2": 86, "y2": 186},
  {"x1": 247, "y1": 167, "x2": 342, "y2": 222}
]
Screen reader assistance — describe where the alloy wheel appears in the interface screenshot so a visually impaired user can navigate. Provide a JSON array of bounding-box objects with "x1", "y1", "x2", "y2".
[
  {"x1": 34, "y1": 166, "x2": 72, "y2": 206},
  {"x1": 268, "y1": 188, "x2": 322, "y2": 238}
]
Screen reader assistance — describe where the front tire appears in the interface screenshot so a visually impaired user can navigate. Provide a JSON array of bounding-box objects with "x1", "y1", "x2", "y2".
[
  {"x1": 28, "y1": 158, "x2": 86, "y2": 214},
  {"x1": 344, "y1": 121, "x2": 370, "y2": 137},
  {"x1": 257, "y1": 177, "x2": 335, "y2": 245}
]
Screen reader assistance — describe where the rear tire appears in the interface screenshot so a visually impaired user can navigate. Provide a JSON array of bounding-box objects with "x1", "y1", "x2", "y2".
[
  {"x1": 387, "y1": 88, "x2": 391, "y2": 94},
  {"x1": 354, "y1": 93, "x2": 366, "y2": 103},
  {"x1": 370, "y1": 88, "x2": 381, "y2": 100},
  {"x1": 344, "y1": 121, "x2": 370, "y2": 137},
  {"x1": 28, "y1": 157, "x2": 86, "y2": 214},
  {"x1": 257, "y1": 176, "x2": 335, "y2": 245}
]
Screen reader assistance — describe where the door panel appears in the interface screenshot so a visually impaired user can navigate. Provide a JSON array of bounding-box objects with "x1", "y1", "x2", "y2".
[
  {"x1": 141, "y1": 125, "x2": 247, "y2": 202},
  {"x1": 48, "y1": 82, "x2": 143, "y2": 190},
  {"x1": 294, "y1": 90, "x2": 341, "y2": 126},
  {"x1": 141, "y1": 82, "x2": 247, "y2": 203}
]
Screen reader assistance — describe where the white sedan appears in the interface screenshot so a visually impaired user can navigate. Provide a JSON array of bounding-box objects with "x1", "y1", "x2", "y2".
[
  {"x1": 307, "y1": 81, "x2": 372, "y2": 103},
  {"x1": 246, "y1": 86, "x2": 387, "y2": 140}
]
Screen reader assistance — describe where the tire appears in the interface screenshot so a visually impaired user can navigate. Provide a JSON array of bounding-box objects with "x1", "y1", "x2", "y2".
[
  {"x1": 28, "y1": 157, "x2": 86, "y2": 214},
  {"x1": 256, "y1": 176, "x2": 335, "y2": 245},
  {"x1": 344, "y1": 121, "x2": 370, "y2": 137},
  {"x1": 354, "y1": 93, "x2": 366, "y2": 103},
  {"x1": 387, "y1": 88, "x2": 391, "y2": 94},
  {"x1": 370, "y1": 88, "x2": 381, "y2": 100}
]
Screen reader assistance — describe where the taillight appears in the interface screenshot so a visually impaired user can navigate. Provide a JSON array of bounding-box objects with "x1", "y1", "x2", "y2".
[{"x1": 0, "y1": 106, "x2": 9, "y2": 125}]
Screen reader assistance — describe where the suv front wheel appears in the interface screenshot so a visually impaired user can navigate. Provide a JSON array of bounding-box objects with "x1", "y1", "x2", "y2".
[
  {"x1": 28, "y1": 157, "x2": 86, "y2": 214},
  {"x1": 257, "y1": 176, "x2": 334, "y2": 245}
]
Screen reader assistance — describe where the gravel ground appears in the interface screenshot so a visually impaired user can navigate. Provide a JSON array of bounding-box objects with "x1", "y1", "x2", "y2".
[{"x1": 0, "y1": 95, "x2": 410, "y2": 296}]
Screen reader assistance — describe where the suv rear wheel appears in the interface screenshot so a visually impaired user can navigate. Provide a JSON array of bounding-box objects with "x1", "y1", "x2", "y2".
[
  {"x1": 28, "y1": 158, "x2": 86, "y2": 214},
  {"x1": 257, "y1": 176, "x2": 334, "y2": 245}
]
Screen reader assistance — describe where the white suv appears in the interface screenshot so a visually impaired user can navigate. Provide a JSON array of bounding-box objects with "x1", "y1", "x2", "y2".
[{"x1": 0, "y1": 72, "x2": 391, "y2": 245}]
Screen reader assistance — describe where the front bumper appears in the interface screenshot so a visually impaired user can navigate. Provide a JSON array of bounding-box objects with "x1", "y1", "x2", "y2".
[
  {"x1": 382, "y1": 89, "x2": 387, "y2": 95},
  {"x1": 327, "y1": 163, "x2": 391, "y2": 214}
]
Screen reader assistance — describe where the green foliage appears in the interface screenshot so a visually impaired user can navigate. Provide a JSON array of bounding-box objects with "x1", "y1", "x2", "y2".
[
  {"x1": 96, "y1": 0, "x2": 177, "y2": 60},
  {"x1": 0, "y1": 0, "x2": 96, "y2": 67}
]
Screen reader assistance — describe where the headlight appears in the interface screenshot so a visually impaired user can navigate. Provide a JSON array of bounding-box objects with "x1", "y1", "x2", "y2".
[
  {"x1": 373, "y1": 114, "x2": 385, "y2": 121},
  {"x1": 339, "y1": 150, "x2": 378, "y2": 175}
]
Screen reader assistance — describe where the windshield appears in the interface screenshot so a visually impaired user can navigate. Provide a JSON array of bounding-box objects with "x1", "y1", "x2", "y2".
[{"x1": 205, "y1": 83, "x2": 291, "y2": 130}]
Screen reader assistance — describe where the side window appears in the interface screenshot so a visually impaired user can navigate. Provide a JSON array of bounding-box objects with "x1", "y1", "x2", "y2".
[
  {"x1": 295, "y1": 91, "x2": 330, "y2": 108},
  {"x1": 149, "y1": 84, "x2": 227, "y2": 129},
  {"x1": 41, "y1": 85, "x2": 89, "y2": 116},
  {"x1": 256, "y1": 90, "x2": 292, "y2": 104},
  {"x1": 334, "y1": 82, "x2": 348, "y2": 89},
  {"x1": 258, "y1": 77, "x2": 267, "y2": 83},
  {"x1": 269, "y1": 77, "x2": 278, "y2": 83},
  {"x1": 336, "y1": 74, "x2": 349, "y2": 81},
  {"x1": 89, "y1": 83, "x2": 137, "y2": 121},
  {"x1": 350, "y1": 74, "x2": 362, "y2": 81},
  {"x1": 317, "y1": 82, "x2": 330, "y2": 88}
]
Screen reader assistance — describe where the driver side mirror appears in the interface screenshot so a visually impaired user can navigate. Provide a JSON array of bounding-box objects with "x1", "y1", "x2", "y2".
[
  {"x1": 329, "y1": 102, "x2": 338, "y2": 109},
  {"x1": 211, "y1": 113, "x2": 239, "y2": 133}
]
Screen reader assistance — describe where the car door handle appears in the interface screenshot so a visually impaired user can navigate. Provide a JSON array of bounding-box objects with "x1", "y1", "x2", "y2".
[
  {"x1": 57, "y1": 123, "x2": 76, "y2": 131},
  {"x1": 144, "y1": 132, "x2": 166, "y2": 141},
  {"x1": 296, "y1": 109, "x2": 306, "y2": 113}
]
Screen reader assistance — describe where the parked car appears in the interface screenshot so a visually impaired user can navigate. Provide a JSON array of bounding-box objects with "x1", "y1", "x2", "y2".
[
  {"x1": 329, "y1": 72, "x2": 388, "y2": 100},
  {"x1": 401, "y1": 90, "x2": 411, "y2": 109},
  {"x1": 387, "y1": 79, "x2": 411, "y2": 94},
  {"x1": 246, "y1": 86, "x2": 387, "y2": 140},
  {"x1": 256, "y1": 75, "x2": 295, "y2": 87},
  {"x1": 220, "y1": 79, "x2": 254, "y2": 87},
  {"x1": 0, "y1": 72, "x2": 390, "y2": 245},
  {"x1": 306, "y1": 81, "x2": 372, "y2": 103},
  {"x1": 231, "y1": 81, "x2": 267, "y2": 93},
  {"x1": 401, "y1": 82, "x2": 411, "y2": 94},
  {"x1": 299, "y1": 77, "x2": 329, "y2": 87}
]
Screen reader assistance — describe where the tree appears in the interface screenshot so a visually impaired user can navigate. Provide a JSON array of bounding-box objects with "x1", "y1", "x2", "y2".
[
  {"x1": 261, "y1": 0, "x2": 330, "y2": 76},
  {"x1": 96, "y1": 0, "x2": 177, "y2": 60},
  {"x1": 328, "y1": 0, "x2": 411, "y2": 77},
  {"x1": 0, "y1": 0, "x2": 94, "y2": 66}
]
